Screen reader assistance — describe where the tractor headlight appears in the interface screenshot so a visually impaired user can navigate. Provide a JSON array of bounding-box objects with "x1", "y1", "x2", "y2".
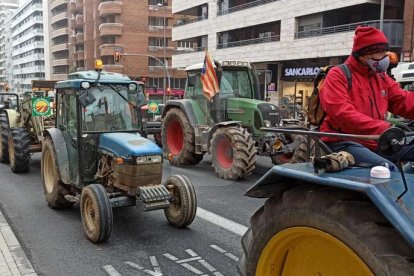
[
  {"x1": 136, "y1": 156, "x2": 147, "y2": 164},
  {"x1": 136, "y1": 155, "x2": 162, "y2": 164},
  {"x1": 264, "y1": 120, "x2": 271, "y2": 127}
]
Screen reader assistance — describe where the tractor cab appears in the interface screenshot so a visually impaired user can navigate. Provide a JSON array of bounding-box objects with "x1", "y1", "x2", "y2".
[
  {"x1": 184, "y1": 60, "x2": 281, "y2": 136},
  {"x1": 54, "y1": 70, "x2": 151, "y2": 185},
  {"x1": 0, "y1": 93, "x2": 19, "y2": 112}
]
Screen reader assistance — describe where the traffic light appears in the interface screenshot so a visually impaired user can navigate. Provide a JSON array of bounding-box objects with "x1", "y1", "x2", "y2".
[{"x1": 114, "y1": 51, "x2": 121, "y2": 63}]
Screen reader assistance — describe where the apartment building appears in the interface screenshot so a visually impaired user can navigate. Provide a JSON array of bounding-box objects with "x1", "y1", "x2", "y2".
[
  {"x1": 44, "y1": 0, "x2": 72, "y2": 80},
  {"x1": 172, "y1": 0, "x2": 412, "y2": 111},
  {"x1": 11, "y1": 0, "x2": 45, "y2": 92},
  {"x1": 0, "y1": 0, "x2": 19, "y2": 92},
  {"x1": 69, "y1": 0, "x2": 186, "y2": 92}
]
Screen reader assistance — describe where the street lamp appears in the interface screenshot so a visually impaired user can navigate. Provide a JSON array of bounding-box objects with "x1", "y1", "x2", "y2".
[
  {"x1": 379, "y1": 0, "x2": 385, "y2": 31},
  {"x1": 157, "y1": 1, "x2": 167, "y2": 103}
]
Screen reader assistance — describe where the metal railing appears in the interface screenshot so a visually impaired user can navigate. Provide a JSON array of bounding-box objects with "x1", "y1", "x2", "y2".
[
  {"x1": 218, "y1": 0, "x2": 280, "y2": 16},
  {"x1": 174, "y1": 15, "x2": 208, "y2": 27},
  {"x1": 174, "y1": 46, "x2": 206, "y2": 55},
  {"x1": 217, "y1": 35, "x2": 280, "y2": 49},
  {"x1": 295, "y1": 20, "x2": 404, "y2": 47}
]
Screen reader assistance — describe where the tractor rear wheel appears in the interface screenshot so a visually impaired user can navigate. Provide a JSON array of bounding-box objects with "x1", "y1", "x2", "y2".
[
  {"x1": 80, "y1": 184, "x2": 113, "y2": 243},
  {"x1": 8, "y1": 128, "x2": 30, "y2": 173},
  {"x1": 0, "y1": 112, "x2": 9, "y2": 163},
  {"x1": 164, "y1": 175, "x2": 197, "y2": 228},
  {"x1": 42, "y1": 137, "x2": 73, "y2": 208},
  {"x1": 210, "y1": 126, "x2": 256, "y2": 180},
  {"x1": 238, "y1": 184, "x2": 414, "y2": 276},
  {"x1": 270, "y1": 134, "x2": 307, "y2": 165},
  {"x1": 162, "y1": 108, "x2": 203, "y2": 165}
]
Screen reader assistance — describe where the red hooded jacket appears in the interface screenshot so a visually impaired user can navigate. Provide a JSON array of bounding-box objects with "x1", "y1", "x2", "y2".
[{"x1": 319, "y1": 55, "x2": 414, "y2": 150}]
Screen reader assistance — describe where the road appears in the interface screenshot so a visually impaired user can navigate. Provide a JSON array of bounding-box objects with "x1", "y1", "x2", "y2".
[{"x1": 0, "y1": 153, "x2": 274, "y2": 276}]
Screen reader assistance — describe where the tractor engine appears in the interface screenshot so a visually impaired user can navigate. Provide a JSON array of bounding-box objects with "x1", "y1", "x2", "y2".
[
  {"x1": 96, "y1": 133, "x2": 163, "y2": 196},
  {"x1": 256, "y1": 103, "x2": 281, "y2": 128}
]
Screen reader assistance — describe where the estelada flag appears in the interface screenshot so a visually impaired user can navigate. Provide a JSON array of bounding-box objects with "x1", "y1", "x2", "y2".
[{"x1": 201, "y1": 50, "x2": 220, "y2": 101}]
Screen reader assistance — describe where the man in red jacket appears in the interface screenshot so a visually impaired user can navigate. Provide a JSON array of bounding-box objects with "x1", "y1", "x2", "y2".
[{"x1": 319, "y1": 26, "x2": 414, "y2": 167}]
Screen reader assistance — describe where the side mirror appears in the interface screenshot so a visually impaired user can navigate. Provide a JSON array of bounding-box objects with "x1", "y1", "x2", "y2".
[
  {"x1": 79, "y1": 90, "x2": 96, "y2": 108},
  {"x1": 378, "y1": 127, "x2": 405, "y2": 156},
  {"x1": 0, "y1": 104, "x2": 4, "y2": 111}
]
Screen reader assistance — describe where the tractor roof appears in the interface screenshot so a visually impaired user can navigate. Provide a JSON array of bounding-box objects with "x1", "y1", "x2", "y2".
[
  {"x1": 185, "y1": 60, "x2": 251, "y2": 71},
  {"x1": 55, "y1": 71, "x2": 133, "y2": 89}
]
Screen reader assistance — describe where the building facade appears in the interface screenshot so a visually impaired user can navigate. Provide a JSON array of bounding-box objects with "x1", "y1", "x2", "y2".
[
  {"x1": 172, "y1": 0, "x2": 410, "y2": 116},
  {"x1": 11, "y1": 0, "x2": 45, "y2": 92},
  {"x1": 68, "y1": 0, "x2": 186, "y2": 92},
  {"x1": 0, "y1": 0, "x2": 19, "y2": 92}
]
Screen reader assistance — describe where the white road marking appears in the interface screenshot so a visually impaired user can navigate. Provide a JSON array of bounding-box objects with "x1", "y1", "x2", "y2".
[
  {"x1": 196, "y1": 207, "x2": 248, "y2": 236},
  {"x1": 164, "y1": 248, "x2": 223, "y2": 276},
  {"x1": 103, "y1": 265, "x2": 122, "y2": 276},
  {"x1": 210, "y1": 245, "x2": 240, "y2": 262},
  {"x1": 125, "y1": 258, "x2": 163, "y2": 276}
]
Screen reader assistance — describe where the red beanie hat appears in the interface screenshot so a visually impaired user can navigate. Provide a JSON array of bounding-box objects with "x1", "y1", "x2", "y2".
[{"x1": 352, "y1": 26, "x2": 389, "y2": 56}]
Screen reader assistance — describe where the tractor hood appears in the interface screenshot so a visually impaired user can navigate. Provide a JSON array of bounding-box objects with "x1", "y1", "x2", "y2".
[{"x1": 99, "y1": 133, "x2": 162, "y2": 158}]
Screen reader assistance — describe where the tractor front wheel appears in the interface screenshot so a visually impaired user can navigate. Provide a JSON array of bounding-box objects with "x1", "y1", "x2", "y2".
[
  {"x1": 41, "y1": 137, "x2": 73, "y2": 208},
  {"x1": 162, "y1": 108, "x2": 203, "y2": 165},
  {"x1": 164, "y1": 175, "x2": 197, "y2": 228},
  {"x1": 80, "y1": 184, "x2": 113, "y2": 243},
  {"x1": 238, "y1": 184, "x2": 414, "y2": 276},
  {"x1": 210, "y1": 126, "x2": 256, "y2": 180},
  {"x1": 0, "y1": 112, "x2": 9, "y2": 163},
  {"x1": 9, "y1": 128, "x2": 30, "y2": 173}
]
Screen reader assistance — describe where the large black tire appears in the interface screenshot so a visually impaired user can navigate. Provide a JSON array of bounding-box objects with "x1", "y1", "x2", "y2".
[
  {"x1": 210, "y1": 126, "x2": 256, "y2": 180},
  {"x1": 239, "y1": 184, "x2": 414, "y2": 276},
  {"x1": 270, "y1": 134, "x2": 307, "y2": 165},
  {"x1": 8, "y1": 128, "x2": 30, "y2": 173},
  {"x1": 162, "y1": 108, "x2": 203, "y2": 165},
  {"x1": 164, "y1": 175, "x2": 197, "y2": 228},
  {"x1": 0, "y1": 112, "x2": 9, "y2": 163},
  {"x1": 41, "y1": 137, "x2": 73, "y2": 208},
  {"x1": 80, "y1": 184, "x2": 113, "y2": 243}
]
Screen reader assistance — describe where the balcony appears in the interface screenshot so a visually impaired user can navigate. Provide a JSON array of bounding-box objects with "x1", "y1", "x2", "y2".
[
  {"x1": 98, "y1": 1, "x2": 122, "y2": 17},
  {"x1": 76, "y1": 14, "x2": 84, "y2": 28},
  {"x1": 217, "y1": 35, "x2": 280, "y2": 49},
  {"x1": 217, "y1": 0, "x2": 280, "y2": 16},
  {"x1": 69, "y1": 0, "x2": 75, "y2": 10},
  {"x1": 76, "y1": 33, "x2": 84, "y2": 44},
  {"x1": 174, "y1": 15, "x2": 208, "y2": 27},
  {"x1": 51, "y1": 27, "x2": 69, "y2": 39},
  {"x1": 51, "y1": 43, "x2": 70, "y2": 52},
  {"x1": 52, "y1": 59, "x2": 70, "y2": 67},
  {"x1": 294, "y1": 20, "x2": 404, "y2": 48},
  {"x1": 50, "y1": 12, "x2": 69, "y2": 24},
  {"x1": 102, "y1": 64, "x2": 123, "y2": 74},
  {"x1": 75, "y1": 50, "x2": 84, "y2": 60},
  {"x1": 50, "y1": 0, "x2": 69, "y2": 11},
  {"x1": 52, "y1": 73, "x2": 68, "y2": 80},
  {"x1": 99, "y1": 44, "x2": 122, "y2": 56},
  {"x1": 175, "y1": 46, "x2": 206, "y2": 55},
  {"x1": 99, "y1": 23, "x2": 123, "y2": 36}
]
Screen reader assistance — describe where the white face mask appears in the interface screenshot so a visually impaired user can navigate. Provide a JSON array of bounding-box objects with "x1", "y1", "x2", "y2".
[{"x1": 366, "y1": 55, "x2": 390, "y2": 73}]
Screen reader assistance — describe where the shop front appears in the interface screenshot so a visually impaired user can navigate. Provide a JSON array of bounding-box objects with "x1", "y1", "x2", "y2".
[{"x1": 279, "y1": 57, "x2": 345, "y2": 119}]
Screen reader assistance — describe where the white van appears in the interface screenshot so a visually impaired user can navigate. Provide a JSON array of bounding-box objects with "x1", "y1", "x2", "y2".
[{"x1": 392, "y1": 62, "x2": 414, "y2": 91}]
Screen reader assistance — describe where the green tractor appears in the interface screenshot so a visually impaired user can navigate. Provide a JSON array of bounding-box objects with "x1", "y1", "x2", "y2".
[
  {"x1": 41, "y1": 68, "x2": 196, "y2": 243},
  {"x1": 0, "y1": 85, "x2": 56, "y2": 173},
  {"x1": 162, "y1": 61, "x2": 305, "y2": 180}
]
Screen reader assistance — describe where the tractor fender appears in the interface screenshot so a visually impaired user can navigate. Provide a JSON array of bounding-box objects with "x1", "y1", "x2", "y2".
[
  {"x1": 3, "y1": 109, "x2": 18, "y2": 128},
  {"x1": 162, "y1": 100, "x2": 198, "y2": 125},
  {"x1": 43, "y1": 128, "x2": 70, "y2": 185},
  {"x1": 245, "y1": 163, "x2": 414, "y2": 248},
  {"x1": 208, "y1": 121, "x2": 241, "y2": 149}
]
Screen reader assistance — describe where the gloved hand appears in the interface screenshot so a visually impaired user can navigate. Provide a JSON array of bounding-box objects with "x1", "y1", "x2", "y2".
[{"x1": 313, "y1": 151, "x2": 355, "y2": 172}]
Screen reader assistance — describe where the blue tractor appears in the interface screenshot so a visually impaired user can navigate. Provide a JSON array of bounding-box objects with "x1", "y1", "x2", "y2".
[
  {"x1": 238, "y1": 127, "x2": 414, "y2": 275},
  {"x1": 41, "y1": 65, "x2": 197, "y2": 243}
]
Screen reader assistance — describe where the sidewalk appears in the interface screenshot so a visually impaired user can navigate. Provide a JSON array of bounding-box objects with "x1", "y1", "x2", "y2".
[{"x1": 0, "y1": 210, "x2": 37, "y2": 276}]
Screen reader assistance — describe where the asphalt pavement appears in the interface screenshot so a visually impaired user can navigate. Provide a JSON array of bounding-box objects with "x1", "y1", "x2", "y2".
[{"x1": 0, "y1": 153, "x2": 273, "y2": 276}]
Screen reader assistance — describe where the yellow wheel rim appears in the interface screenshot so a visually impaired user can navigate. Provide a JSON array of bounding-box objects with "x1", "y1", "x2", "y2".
[
  {"x1": 43, "y1": 150, "x2": 55, "y2": 193},
  {"x1": 257, "y1": 227, "x2": 373, "y2": 276},
  {"x1": 83, "y1": 196, "x2": 97, "y2": 233}
]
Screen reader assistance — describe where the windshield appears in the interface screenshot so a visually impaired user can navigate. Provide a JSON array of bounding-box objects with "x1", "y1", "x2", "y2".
[
  {"x1": 82, "y1": 85, "x2": 139, "y2": 132},
  {"x1": 220, "y1": 69, "x2": 254, "y2": 98}
]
